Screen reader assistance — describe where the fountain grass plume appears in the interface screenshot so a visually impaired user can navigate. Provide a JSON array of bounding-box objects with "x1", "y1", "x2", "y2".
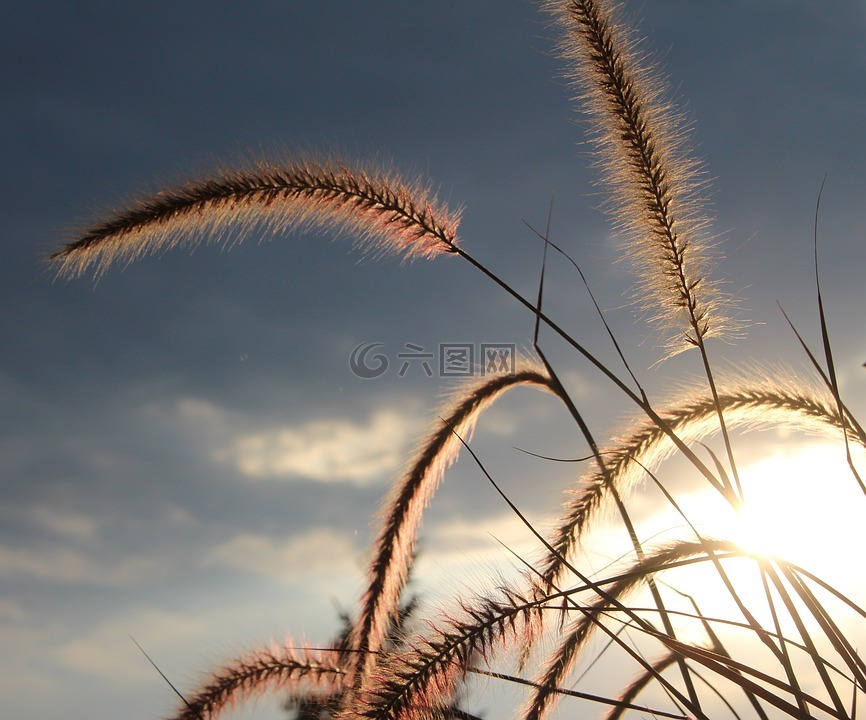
[
  {"x1": 348, "y1": 358, "x2": 555, "y2": 686},
  {"x1": 171, "y1": 638, "x2": 345, "y2": 720},
  {"x1": 540, "y1": 371, "x2": 865, "y2": 589},
  {"x1": 49, "y1": 154, "x2": 461, "y2": 278},
  {"x1": 544, "y1": 0, "x2": 737, "y2": 355},
  {"x1": 343, "y1": 577, "x2": 550, "y2": 720}
]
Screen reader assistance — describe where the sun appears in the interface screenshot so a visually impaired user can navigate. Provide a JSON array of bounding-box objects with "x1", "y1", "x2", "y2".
[
  {"x1": 629, "y1": 438, "x2": 866, "y2": 600},
  {"x1": 686, "y1": 441, "x2": 866, "y2": 587},
  {"x1": 616, "y1": 440, "x2": 866, "y2": 650}
]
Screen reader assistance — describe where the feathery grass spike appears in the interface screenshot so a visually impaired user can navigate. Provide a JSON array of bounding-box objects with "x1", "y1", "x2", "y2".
[
  {"x1": 49, "y1": 156, "x2": 461, "y2": 278},
  {"x1": 348, "y1": 359, "x2": 555, "y2": 686},
  {"x1": 545, "y1": 0, "x2": 735, "y2": 353},
  {"x1": 170, "y1": 640, "x2": 345, "y2": 720},
  {"x1": 541, "y1": 376, "x2": 863, "y2": 588}
]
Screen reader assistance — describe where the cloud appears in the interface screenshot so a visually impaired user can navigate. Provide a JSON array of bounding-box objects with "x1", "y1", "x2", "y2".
[
  {"x1": 203, "y1": 528, "x2": 359, "y2": 582},
  {"x1": 0, "y1": 543, "x2": 163, "y2": 586},
  {"x1": 0, "y1": 624, "x2": 61, "y2": 704},
  {"x1": 223, "y1": 409, "x2": 413, "y2": 483},
  {"x1": 0, "y1": 598, "x2": 26, "y2": 622},
  {"x1": 162, "y1": 398, "x2": 418, "y2": 484},
  {"x1": 52, "y1": 608, "x2": 212, "y2": 683},
  {"x1": 28, "y1": 504, "x2": 99, "y2": 543}
]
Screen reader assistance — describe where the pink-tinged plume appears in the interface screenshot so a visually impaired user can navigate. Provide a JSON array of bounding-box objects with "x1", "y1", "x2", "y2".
[{"x1": 49, "y1": 155, "x2": 461, "y2": 278}]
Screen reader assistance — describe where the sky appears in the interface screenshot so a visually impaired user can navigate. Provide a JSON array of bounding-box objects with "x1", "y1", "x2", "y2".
[{"x1": 3, "y1": 2, "x2": 866, "y2": 720}]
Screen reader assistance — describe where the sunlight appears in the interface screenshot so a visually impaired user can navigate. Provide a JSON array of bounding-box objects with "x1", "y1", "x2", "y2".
[
  {"x1": 620, "y1": 440, "x2": 866, "y2": 654},
  {"x1": 691, "y1": 441, "x2": 866, "y2": 584}
]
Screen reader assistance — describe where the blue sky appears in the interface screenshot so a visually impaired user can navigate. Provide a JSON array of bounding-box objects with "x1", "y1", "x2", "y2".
[{"x1": 3, "y1": 3, "x2": 866, "y2": 720}]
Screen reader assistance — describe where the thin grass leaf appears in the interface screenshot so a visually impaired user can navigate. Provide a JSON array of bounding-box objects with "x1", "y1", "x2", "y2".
[
  {"x1": 530, "y1": 227, "x2": 700, "y2": 706},
  {"x1": 525, "y1": 539, "x2": 735, "y2": 720},
  {"x1": 780, "y1": 565, "x2": 866, "y2": 688},
  {"x1": 527, "y1": 227, "x2": 645, "y2": 397},
  {"x1": 811, "y1": 178, "x2": 866, "y2": 500},
  {"x1": 656, "y1": 635, "x2": 847, "y2": 719},
  {"x1": 754, "y1": 564, "x2": 811, "y2": 716},
  {"x1": 763, "y1": 561, "x2": 848, "y2": 717},
  {"x1": 777, "y1": 305, "x2": 866, "y2": 447},
  {"x1": 588, "y1": 602, "x2": 859, "y2": 686},
  {"x1": 473, "y1": 666, "x2": 688, "y2": 720},
  {"x1": 667, "y1": 588, "x2": 770, "y2": 720},
  {"x1": 542, "y1": 377, "x2": 863, "y2": 588},
  {"x1": 687, "y1": 664, "x2": 747, "y2": 720},
  {"x1": 605, "y1": 651, "x2": 679, "y2": 720},
  {"x1": 131, "y1": 636, "x2": 203, "y2": 720}
]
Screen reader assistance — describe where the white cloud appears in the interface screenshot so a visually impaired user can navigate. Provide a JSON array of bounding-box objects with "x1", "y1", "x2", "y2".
[
  {"x1": 0, "y1": 544, "x2": 97, "y2": 583},
  {"x1": 0, "y1": 628, "x2": 62, "y2": 705},
  {"x1": 155, "y1": 398, "x2": 419, "y2": 484},
  {"x1": 223, "y1": 409, "x2": 413, "y2": 483}
]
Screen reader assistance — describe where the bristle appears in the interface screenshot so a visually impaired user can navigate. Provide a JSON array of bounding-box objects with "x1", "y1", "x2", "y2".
[
  {"x1": 172, "y1": 638, "x2": 345, "y2": 720},
  {"x1": 48, "y1": 156, "x2": 461, "y2": 278},
  {"x1": 544, "y1": 0, "x2": 739, "y2": 354},
  {"x1": 526, "y1": 539, "x2": 735, "y2": 720},
  {"x1": 348, "y1": 358, "x2": 555, "y2": 686},
  {"x1": 540, "y1": 376, "x2": 861, "y2": 589}
]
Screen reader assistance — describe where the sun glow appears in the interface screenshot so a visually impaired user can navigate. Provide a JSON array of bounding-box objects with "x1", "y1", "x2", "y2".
[
  {"x1": 616, "y1": 440, "x2": 866, "y2": 653},
  {"x1": 686, "y1": 442, "x2": 866, "y2": 584}
]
